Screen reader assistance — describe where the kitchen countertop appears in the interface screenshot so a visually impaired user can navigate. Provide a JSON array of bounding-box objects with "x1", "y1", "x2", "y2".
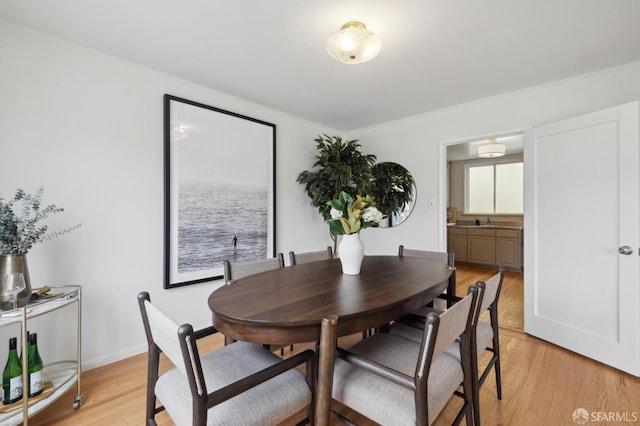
[{"x1": 447, "y1": 223, "x2": 523, "y2": 230}]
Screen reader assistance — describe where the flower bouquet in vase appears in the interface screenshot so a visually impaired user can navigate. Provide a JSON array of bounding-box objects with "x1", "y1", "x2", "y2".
[{"x1": 327, "y1": 191, "x2": 382, "y2": 275}]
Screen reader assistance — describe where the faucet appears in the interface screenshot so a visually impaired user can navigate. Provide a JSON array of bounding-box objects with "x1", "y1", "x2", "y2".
[{"x1": 485, "y1": 217, "x2": 491, "y2": 225}]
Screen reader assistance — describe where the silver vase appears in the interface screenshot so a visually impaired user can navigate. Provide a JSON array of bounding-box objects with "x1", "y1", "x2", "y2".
[{"x1": 0, "y1": 254, "x2": 33, "y2": 310}]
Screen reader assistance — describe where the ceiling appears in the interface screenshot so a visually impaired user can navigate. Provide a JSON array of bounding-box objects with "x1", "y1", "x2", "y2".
[{"x1": 2, "y1": 1, "x2": 640, "y2": 131}]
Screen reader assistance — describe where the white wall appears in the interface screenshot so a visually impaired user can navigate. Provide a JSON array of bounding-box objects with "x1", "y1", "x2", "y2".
[
  {"x1": 354, "y1": 61, "x2": 640, "y2": 255},
  {"x1": 3, "y1": 19, "x2": 640, "y2": 370},
  {"x1": 0, "y1": 21, "x2": 336, "y2": 369}
]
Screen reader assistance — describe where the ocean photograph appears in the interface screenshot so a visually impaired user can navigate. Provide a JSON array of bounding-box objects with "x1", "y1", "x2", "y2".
[
  {"x1": 165, "y1": 96, "x2": 274, "y2": 286},
  {"x1": 178, "y1": 180, "x2": 268, "y2": 273}
]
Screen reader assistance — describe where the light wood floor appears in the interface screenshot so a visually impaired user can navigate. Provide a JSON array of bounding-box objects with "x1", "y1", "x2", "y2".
[{"x1": 29, "y1": 266, "x2": 640, "y2": 425}]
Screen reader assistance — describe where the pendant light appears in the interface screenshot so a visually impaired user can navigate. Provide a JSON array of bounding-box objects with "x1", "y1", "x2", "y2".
[
  {"x1": 478, "y1": 138, "x2": 505, "y2": 158},
  {"x1": 326, "y1": 21, "x2": 382, "y2": 65}
]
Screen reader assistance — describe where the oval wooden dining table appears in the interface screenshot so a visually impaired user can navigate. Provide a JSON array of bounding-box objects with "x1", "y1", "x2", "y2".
[{"x1": 208, "y1": 255, "x2": 452, "y2": 425}]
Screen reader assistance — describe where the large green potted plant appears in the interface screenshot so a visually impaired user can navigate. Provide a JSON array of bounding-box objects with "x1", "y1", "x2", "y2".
[
  {"x1": 369, "y1": 162, "x2": 416, "y2": 226},
  {"x1": 0, "y1": 187, "x2": 80, "y2": 309},
  {"x1": 297, "y1": 135, "x2": 377, "y2": 250}
]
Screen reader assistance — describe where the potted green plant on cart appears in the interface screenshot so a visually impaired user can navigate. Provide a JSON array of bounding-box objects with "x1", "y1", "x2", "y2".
[{"x1": 0, "y1": 187, "x2": 80, "y2": 309}]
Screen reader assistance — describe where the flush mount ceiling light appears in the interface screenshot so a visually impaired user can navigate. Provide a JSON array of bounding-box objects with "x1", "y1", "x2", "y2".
[
  {"x1": 478, "y1": 138, "x2": 506, "y2": 158},
  {"x1": 326, "y1": 21, "x2": 382, "y2": 64}
]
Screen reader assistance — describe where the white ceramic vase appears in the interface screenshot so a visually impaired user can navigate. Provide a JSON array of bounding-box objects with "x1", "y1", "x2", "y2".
[{"x1": 339, "y1": 233, "x2": 364, "y2": 275}]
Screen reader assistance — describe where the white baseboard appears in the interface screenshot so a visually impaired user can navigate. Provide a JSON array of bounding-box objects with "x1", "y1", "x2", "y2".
[{"x1": 81, "y1": 343, "x2": 147, "y2": 371}]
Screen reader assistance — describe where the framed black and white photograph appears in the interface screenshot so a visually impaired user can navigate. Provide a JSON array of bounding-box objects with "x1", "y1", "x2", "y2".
[{"x1": 164, "y1": 94, "x2": 276, "y2": 288}]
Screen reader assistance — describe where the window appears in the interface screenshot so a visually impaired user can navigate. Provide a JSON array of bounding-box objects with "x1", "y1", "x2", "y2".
[{"x1": 465, "y1": 162, "x2": 523, "y2": 214}]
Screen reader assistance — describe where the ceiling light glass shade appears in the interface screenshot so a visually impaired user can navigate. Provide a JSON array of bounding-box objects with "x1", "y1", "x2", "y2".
[
  {"x1": 478, "y1": 139, "x2": 505, "y2": 158},
  {"x1": 327, "y1": 21, "x2": 382, "y2": 64}
]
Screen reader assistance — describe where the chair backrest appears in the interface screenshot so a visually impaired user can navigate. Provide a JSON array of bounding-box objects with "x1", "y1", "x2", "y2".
[
  {"x1": 414, "y1": 286, "x2": 478, "y2": 425},
  {"x1": 431, "y1": 287, "x2": 477, "y2": 359},
  {"x1": 289, "y1": 247, "x2": 333, "y2": 266},
  {"x1": 477, "y1": 267, "x2": 505, "y2": 314},
  {"x1": 137, "y1": 292, "x2": 206, "y2": 396},
  {"x1": 223, "y1": 253, "x2": 285, "y2": 284},
  {"x1": 398, "y1": 245, "x2": 456, "y2": 306},
  {"x1": 398, "y1": 244, "x2": 454, "y2": 267},
  {"x1": 138, "y1": 292, "x2": 184, "y2": 370}
]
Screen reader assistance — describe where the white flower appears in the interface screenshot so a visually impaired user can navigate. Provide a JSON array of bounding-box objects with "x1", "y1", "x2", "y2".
[
  {"x1": 329, "y1": 207, "x2": 343, "y2": 220},
  {"x1": 362, "y1": 206, "x2": 383, "y2": 224}
]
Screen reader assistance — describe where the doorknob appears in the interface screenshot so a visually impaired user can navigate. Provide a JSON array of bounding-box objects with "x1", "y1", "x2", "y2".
[{"x1": 618, "y1": 246, "x2": 634, "y2": 255}]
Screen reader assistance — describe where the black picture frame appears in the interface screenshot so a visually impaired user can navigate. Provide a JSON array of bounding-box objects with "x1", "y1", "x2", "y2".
[{"x1": 163, "y1": 94, "x2": 276, "y2": 289}]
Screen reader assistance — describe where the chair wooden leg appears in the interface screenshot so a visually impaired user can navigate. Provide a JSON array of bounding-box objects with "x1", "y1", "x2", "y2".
[
  {"x1": 471, "y1": 353, "x2": 481, "y2": 426},
  {"x1": 459, "y1": 335, "x2": 475, "y2": 426},
  {"x1": 494, "y1": 352, "x2": 503, "y2": 400},
  {"x1": 306, "y1": 349, "x2": 317, "y2": 423},
  {"x1": 146, "y1": 347, "x2": 160, "y2": 425},
  {"x1": 316, "y1": 315, "x2": 338, "y2": 426},
  {"x1": 491, "y1": 311, "x2": 503, "y2": 400}
]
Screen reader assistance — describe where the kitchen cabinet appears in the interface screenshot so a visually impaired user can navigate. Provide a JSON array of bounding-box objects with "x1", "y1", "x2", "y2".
[
  {"x1": 495, "y1": 229, "x2": 521, "y2": 269},
  {"x1": 447, "y1": 227, "x2": 468, "y2": 262},
  {"x1": 447, "y1": 226, "x2": 522, "y2": 271},
  {"x1": 0, "y1": 286, "x2": 82, "y2": 425},
  {"x1": 468, "y1": 228, "x2": 496, "y2": 265}
]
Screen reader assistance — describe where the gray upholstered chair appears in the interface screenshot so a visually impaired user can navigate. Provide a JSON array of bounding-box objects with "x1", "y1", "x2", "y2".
[
  {"x1": 137, "y1": 292, "x2": 316, "y2": 426},
  {"x1": 390, "y1": 268, "x2": 505, "y2": 426},
  {"x1": 331, "y1": 287, "x2": 478, "y2": 425},
  {"x1": 466, "y1": 267, "x2": 505, "y2": 424},
  {"x1": 222, "y1": 253, "x2": 285, "y2": 284},
  {"x1": 222, "y1": 253, "x2": 284, "y2": 355},
  {"x1": 288, "y1": 246, "x2": 333, "y2": 266},
  {"x1": 442, "y1": 268, "x2": 504, "y2": 426},
  {"x1": 287, "y1": 247, "x2": 333, "y2": 351},
  {"x1": 222, "y1": 253, "x2": 287, "y2": 352},
  {"x1": 398, "y1": 244, "x2": 457, "y2": 308}
]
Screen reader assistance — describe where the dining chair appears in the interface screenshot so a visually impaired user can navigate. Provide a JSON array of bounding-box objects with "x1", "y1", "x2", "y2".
[
  {"x1": 286, "y1": 247, "x2": 333, "y2": 353},
  {"x1": 468, "y1": 268, "x2": 505, "y2": 408},
  {"x1": 288, "y1": 246, "x2": 333, "y2": 266},
  {"x1": 398, "y1": 244, "x2": 457, "y2": 307},
  {"x1": 136, "y1": 291, "x2": 316, "y2": 426},
  {"x1": 362, "y1": 246, "x2": 457, "y2": 338},
  {"x1": 390, "y1": 268, "x2": 505, "y2": 426},
  {"x1": 389, "y1": 282, "x2": 483, "y2": 425},
  {"x1": 443, "y1": 267, "x2": 505, "y2": 426},
  {"x1": 330, "y1": 286, "x2": 479, "y2": 425},
  {"x1": 223, "y1": 253, "x2": 287, "y2": 352},
  {"x1": 222, "y1": 253, "x2": 285, "y2": 284}
]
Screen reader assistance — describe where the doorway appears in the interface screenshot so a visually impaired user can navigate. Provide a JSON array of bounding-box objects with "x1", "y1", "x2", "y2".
[{"x1": 440, "y1": 131, "x2": 525, "y2": 331}]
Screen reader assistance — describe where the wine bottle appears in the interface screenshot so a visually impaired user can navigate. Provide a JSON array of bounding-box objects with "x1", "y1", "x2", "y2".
[
  {"x1": 19, "y1": 331, "x2": 29, "y2": 366},
  {"x1": 3, "y1": 337, "x2": 23, "y2": 405},
  {"x1": 27, "y1": 333, "x2": 43, "y2": 397}
]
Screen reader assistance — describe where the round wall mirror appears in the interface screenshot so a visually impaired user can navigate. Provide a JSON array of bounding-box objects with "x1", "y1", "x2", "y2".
[{"x1": 370, "y1": 162, "x2": 416, "y2": 227}]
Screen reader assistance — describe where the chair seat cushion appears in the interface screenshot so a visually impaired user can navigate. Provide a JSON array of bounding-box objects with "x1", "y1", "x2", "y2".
[
  {"x1": 392, "y1": 320, "x2": 494, "y2": 359},
  {"x1": 332, "y1": 333, "x2": 463, "y2": 425},
  {"x1": 388, "y1": 321, "x2": 424, "y2": 344},
  {"x1": 156, "y1": 341, "x2": 311, "y2": 426}
]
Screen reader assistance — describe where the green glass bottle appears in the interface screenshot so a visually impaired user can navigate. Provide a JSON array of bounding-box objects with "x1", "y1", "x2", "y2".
[
  {"x1": 27, "y1": 333, "x2": 43, "y2": 397},
  {"x1": 18, "y1": 331, "x2": 29, "y2": 367},
  {"x1": 3, "y1": 337, "x2": 23, "y2": 405}
]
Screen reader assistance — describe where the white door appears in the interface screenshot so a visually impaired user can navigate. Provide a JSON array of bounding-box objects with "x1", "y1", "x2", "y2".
[{"x1": 524, "y1": 101, "x2": 640, "y2": 376}]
